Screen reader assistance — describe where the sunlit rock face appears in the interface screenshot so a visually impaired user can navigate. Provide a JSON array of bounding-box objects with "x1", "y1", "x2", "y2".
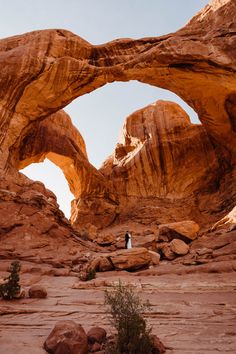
[
  {"x1": 0, "y1": 0, "x2": 235, "y2": 237},
  {"x1": 100, "y1": 100, "x2": 220, "y2": 199}
]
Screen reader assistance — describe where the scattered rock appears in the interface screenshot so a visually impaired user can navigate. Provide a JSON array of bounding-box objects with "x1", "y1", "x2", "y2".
[
  {"x1": 158, "y1": 243, "x2": 176, "y2": 260},
  {"x1": 28, "y1": 285, "x2": 47, "y2": 298},
  {"x1": 90, "y1": 257, "x2": 114, "y2": 272},
  {"x1": 44, "y1": 320, "x2": 88, "y2": 354},
  {"x1": 159, "y1": 221, "x2": 199, "y2": 243},
  {"x1": 87, "y1": 326, "x2": 107, "y2": 344},
  {"x1": 170, "y1": 239, "x2": 190, "y2": 256}
]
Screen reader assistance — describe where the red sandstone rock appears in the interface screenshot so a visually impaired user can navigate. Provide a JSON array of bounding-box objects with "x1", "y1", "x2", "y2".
[
  {"x1": 28, "y1": 285, "x2": 47, "y2": 298},
  {"x1": 44, "y1": 320, "x2": 88, "y2": 354},
  {"x1": 170, "y1": 239, "x2": 190, "y2": 256},
  {"x1": 89, "y1": 256, "x2": 114, "y2": 272},
  {"x1": 87, "y1": 327, "x2": 107, "y2": 344},
  {"x1": 158, "y1": 243, "x2": 176, "y2": 261},
  {"x1": 109, "y1": 248, "x2": 151, "y2": 271},
  {"x1": 96, "y1": 233, "x2": 115, "y2": 246},
  {"x1": 158, "y1": 221, "x2": 200, "y2": 243}
]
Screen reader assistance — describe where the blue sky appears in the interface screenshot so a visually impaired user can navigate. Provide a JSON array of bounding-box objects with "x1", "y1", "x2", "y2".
[{"x1": 1, "y1": 0, "x2": 209, "y2": 217}]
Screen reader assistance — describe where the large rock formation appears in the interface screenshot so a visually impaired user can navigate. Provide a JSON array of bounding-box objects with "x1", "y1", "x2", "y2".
[
  {"x1": 100, "y1": 100, "x2": 220, "y2": 198},
  {"x1": 0, "y1": 0, "x2": 235, "y2": 247}
]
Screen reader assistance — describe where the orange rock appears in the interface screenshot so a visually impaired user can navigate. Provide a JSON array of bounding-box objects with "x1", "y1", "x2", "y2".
[
  {"x1": 159, "y1": 221, "x2": 200, "y2": 243},
  {"x1": 169, "y1": 239, "x2": 190, "y2": 256},
  {"x1": 159, "y1": 243, "x2": 176, "y2": 261},
  {"x1": 44, "y1": 320, "x2": 88, "y2": 354},
  {"x1": 109, "y1": 248, "x2": 151, "y2": 271}
]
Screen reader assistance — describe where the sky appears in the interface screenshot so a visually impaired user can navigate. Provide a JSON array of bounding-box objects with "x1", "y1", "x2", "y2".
[{"x1": 1, "y1": 0, "x2": 209, "y2": 217}]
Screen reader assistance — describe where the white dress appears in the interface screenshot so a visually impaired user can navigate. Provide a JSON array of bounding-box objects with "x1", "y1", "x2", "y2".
[{"x1": 127, "y1": 234, "x2": 132, "y2": 249}]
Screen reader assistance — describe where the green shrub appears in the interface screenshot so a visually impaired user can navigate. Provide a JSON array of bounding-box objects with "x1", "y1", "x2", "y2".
[
  {"x1": 0, "y1": 261, "x2": 21, "y2": 300},
  {"x1": 104, "y1": 281, "x2": 153, "y2": 354}
]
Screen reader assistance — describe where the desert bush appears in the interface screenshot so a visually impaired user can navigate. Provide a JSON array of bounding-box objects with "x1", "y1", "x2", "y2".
[
  {"x1": 104, "y1": 281, "x2": 153, "y2": 354},
  {"x1": 0, "y1": 260, "x2": 21, "y2": 300}
]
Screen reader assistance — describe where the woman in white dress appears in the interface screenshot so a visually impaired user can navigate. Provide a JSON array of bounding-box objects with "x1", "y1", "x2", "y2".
[
  {"x1": 125, "y1": 231, "x2": 132, "y2": 249},
  {"x1": 127, "y1": 232, "x2": 132, "y2": 249}
]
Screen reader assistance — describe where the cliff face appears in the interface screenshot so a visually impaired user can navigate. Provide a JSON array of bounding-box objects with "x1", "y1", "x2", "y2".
[{"x1": 0, "y1": 0, "x2": 235, "y2": 239}]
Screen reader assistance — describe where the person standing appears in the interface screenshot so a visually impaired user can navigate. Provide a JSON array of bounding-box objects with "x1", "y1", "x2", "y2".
[{"x1": 125, "y1": 231, "x2": 132, "y2": 249}]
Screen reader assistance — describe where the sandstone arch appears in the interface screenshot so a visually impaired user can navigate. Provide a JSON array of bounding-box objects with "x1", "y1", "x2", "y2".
[
  {"x1": 0, "y1": 0, "x2": 235, "y2": 232},
  {"x1": 0, "y1": 0, "x2": 235, "y2": 175},
  {"x1": 15, "y1": 110, "x2": 118, "y2": 228}
]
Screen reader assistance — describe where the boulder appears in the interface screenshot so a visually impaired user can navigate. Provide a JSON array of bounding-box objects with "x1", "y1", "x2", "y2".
[
  {"x1": 109, "y1": 248, "x2": 151, "y2": 271},
  {"x1": 87, "y1": 326, "x2": 107, "y2": 344},
  {"x1": 96, "y1": 233, "x2": 115, "y2": 246},
  {"x1": 159, "y1": 221, "x2": 199, "y2": 243},
  {"x1": 159, "y1": 244, "x2": 176, "y2": 261},
  {"x1": 170, "y1": 239, "x2": 190, "y2": 256},
  {"x1": 89, "y1": 257, "x2": 114, "y2": 272},
  {"x1": 44, "y1": 320, "x2": 88, "y2": 354},
  {"x1": 28, "y1": 285, "x2": 47, "y2": 298},
  {"x1": 133, "y1": 234, "x2": 157, "y2": 249}
]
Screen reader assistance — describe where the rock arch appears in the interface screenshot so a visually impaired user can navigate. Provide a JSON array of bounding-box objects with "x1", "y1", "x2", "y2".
[
  {"x1": 15, "y1": 110, "x2": 118, "y2": 228},
  {"x1": 0, "y1": 0, "x2": 235, "y2": 230}
]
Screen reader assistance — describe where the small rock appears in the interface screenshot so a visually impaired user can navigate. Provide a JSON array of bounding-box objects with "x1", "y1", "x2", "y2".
[
  {"x1": 159, "y1": 243, "x2": 176, "y2": 260},
  {"x1": 87, "y1": 326, "x2": 107, "y2": 344},
  {"x1": 28, "y1": 285, "x2": 47, "y2": 298},
  {"x1": 170, "y1": 239, "x2": 189, "y2": 256}
]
